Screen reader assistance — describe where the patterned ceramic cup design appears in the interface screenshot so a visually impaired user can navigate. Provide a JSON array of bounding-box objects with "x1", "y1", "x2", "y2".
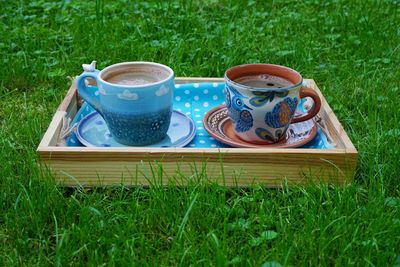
[
  {"x1": 76, "y1": 61, "x2": 174, "y2": 146},
  {"x1": 224, "y1": 64, "x2": 321, "y2": 144}
]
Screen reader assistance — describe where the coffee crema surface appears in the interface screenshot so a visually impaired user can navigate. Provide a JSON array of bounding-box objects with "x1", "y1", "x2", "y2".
[
  {"x1": 234, "y1": 74, "x2": 294, "y2": 88},
  {"x1": 105, "y1": 72, "x2": 159, "y2": 85},
  {"x1": 102, "y1": 66, "x2": 170, "y2": 86}
]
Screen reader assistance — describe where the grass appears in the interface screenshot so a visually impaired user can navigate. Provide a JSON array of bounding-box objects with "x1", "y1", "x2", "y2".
[{"x1": 1, "y1": 0, "x2": 400, "y2": 265}]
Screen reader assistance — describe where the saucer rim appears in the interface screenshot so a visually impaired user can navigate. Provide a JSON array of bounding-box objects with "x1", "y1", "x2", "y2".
[
  {"x1": 75, "y1": 110, "x2": 196, "y2": 148},
  {"x1": 203, "y1": 104, "x2": 317, "y2": 148}
]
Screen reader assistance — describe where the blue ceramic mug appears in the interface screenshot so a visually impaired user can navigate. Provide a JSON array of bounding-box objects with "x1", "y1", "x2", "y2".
[
  {"x1": 76, "y1": 61, "x2": 174, "y2": 146},
  {"x1": 224, "y1": 64, "x2": 321, "y2": 144}
]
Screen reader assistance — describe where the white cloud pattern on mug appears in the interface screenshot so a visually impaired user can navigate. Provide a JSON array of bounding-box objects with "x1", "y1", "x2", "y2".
[
  {"x1": 117, "y1": 90, "x2": 139, "y2": 100},
  {"x1": 155, "y1": 85, "x2": 170, "y2": 96},
  {"x1": 98, "y1": 87, "x2": 106, "y2": 95}
]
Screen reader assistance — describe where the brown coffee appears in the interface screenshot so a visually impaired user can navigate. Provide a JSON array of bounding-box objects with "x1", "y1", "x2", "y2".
[
  {"x1": 234, "y1": 74, "x2": 294, "y2": 88},
  {"x1": 105, "y1": 72, "x2": 159, "y2": 85},
  {"x1": 102, "y1": 65, "x2": 170, "y2": 86}
]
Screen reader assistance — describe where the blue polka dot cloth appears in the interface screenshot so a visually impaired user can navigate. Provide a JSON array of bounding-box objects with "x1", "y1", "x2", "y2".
[{"x1": 66, "y1": 82, "x2": 333, "y2": 149}]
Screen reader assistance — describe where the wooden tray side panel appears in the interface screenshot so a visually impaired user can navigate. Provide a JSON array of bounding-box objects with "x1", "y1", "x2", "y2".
[
  {"x1": 40, "y1": 150, "x2": 357, "y2": 187},
  {"x1": 37, "y1": 111, "x2": 66, "y2": 148},
  {"x1": 307, "y1": 80, "x2": 356, "y2": 152},
  {"x1": 38, "y1": 82, "x2": 79, "y2": 148}
]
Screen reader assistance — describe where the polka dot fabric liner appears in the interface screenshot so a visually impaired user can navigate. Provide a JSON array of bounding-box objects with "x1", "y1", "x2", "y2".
[{"x1": 66, "y1": 82, "x2": 333, "y2": 149}]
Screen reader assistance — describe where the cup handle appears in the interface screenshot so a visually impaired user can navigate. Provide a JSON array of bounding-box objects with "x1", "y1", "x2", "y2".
[
  {"x1": 291, "y1": 86, "x2": 321, "y2": 123},
  {"x1": 76, "y1": 70, "x2": 103, "y2": 115}
]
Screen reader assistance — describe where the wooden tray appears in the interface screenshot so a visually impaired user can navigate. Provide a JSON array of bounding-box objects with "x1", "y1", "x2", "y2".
[{"x1": 37, "y1": 78, "x2": 358, "y2": 187}]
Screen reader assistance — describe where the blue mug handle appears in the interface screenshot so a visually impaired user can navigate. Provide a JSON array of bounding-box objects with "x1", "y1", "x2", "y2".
[{"x1": 76, "y1": 70, "x2": 103, "y2": 115}]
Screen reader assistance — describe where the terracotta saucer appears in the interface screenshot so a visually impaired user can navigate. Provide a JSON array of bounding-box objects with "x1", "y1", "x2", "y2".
[{"x1": 203, "y1": 105, "x2": 317, "y2": 148}]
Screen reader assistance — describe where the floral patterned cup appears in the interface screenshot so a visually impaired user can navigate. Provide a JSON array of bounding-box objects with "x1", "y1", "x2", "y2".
[{"x1": 224, "y1": 64, "x2": 321, "y2": 144}]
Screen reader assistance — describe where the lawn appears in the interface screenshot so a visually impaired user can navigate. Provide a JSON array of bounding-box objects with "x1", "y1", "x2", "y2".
[{"x1": 1, "y1": 0, "x2": 400, "y2": 265}]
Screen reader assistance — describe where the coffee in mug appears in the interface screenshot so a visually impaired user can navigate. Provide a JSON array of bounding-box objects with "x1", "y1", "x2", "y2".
[{"x1": 234, "y1": 74, "x2": 294, "y2": 88}]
